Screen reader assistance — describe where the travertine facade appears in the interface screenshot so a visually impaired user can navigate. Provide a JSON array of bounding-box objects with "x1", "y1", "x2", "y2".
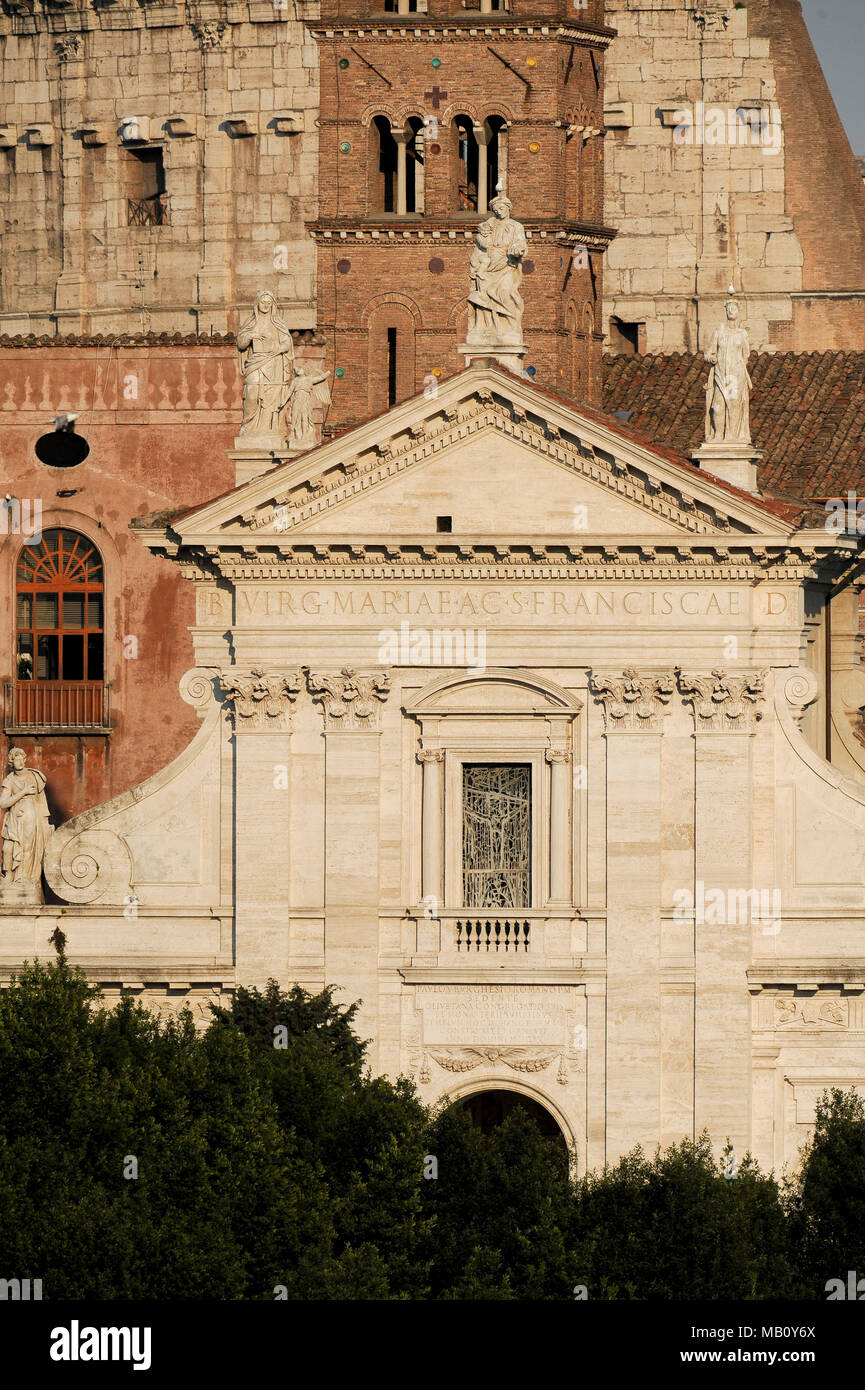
[
  {"x1": 603, "y1": 0, "x2": 865, "y2": 352},
  {"x1": 3, "y1": 364, "x2": 865, "y2": 1170}
]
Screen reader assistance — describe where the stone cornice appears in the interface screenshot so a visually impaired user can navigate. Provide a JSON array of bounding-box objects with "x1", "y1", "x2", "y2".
[
  {"x1": 218, "y1": 395, "x2": 747, "y2": 539},
  {"x1": 151, "y1": 540, "x2": 840, "y2": 585},
  {"x1": 309, "y1": 22, "x2": 615, "y2": 49},
  {"x1": 310, "y1": 221, "x2": 615, "y2": 250}
]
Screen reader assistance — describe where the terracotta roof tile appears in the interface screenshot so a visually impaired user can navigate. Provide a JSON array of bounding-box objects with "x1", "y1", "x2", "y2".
[{"x1": 603, "y1": 350, "x2": 865, "y2": 502}]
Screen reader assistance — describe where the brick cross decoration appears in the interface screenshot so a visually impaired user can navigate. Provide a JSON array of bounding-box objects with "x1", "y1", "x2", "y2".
[{"x1": 424, "y1": 86, "x2": 448, "y2": 110}]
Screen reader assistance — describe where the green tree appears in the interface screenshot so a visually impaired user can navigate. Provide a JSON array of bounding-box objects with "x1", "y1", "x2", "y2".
[
  {"x1": 210, "y1": 979, "x2": 433, "y2": 1298},
  {"x1": 423, "y1": 1102, "x2": 573, "y2": 1299},
  {"x1": 569, "y1": 1135, "x2": 793, "y2": 1300},
  {"x1": 787, "y1": 1087, "x2": 865, "y2": 1297}
]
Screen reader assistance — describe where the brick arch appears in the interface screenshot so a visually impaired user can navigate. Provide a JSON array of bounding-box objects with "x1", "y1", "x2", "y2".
[
  {"x1": 439, "y1": 102, "x2": 480, "y2": 128},
  {"x1": 364, "y1": 299, "x2": 418, "y2": 417},
  {"x1": 393, "y1": 106, "x2": 428, "y2": 128},
  {"x1": 360, "y1": 104, "x2": 402, "y2": 128},
  {"x1": 480, "y1": 106, "x2": 514, "y2": 129},
  {"x1": 446, "y1": 296, "x2": 469, "y2": 330},
  {"x1": 361, "y1": 291, "x2": 423, "y2": 330}
]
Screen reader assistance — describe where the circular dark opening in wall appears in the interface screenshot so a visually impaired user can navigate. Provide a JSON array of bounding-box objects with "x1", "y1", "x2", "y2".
[
  {"x1": 35, "y1": 432, "x2": 90, "y2": 468},
  {"x1": 522, "y1": 259, "x2": 535, "y2": 275},
  {"x1": 337, "y1": 258, "x2": 352, "y2": 274},
  {"x1": 428, "y1": 257, "x2": 445, "y2": 274}
]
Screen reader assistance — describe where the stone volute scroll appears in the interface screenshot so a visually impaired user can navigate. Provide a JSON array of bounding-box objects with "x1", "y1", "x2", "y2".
[
  {"x1": 692, "y1": 285, "x2": 762, "y2": 494},
  {"x1": 0, "y1": 747, "x2": 52, "y2": 905},
  {"x1": 306, "y1": 668, "x2": 391, "y2": 730},
  {"x1": 677, "y1": 669, "x2": 768, "y2": 732},
  {"x1": 589, "y1": 669, "x2": 675, "y2": 732},
  {"x1": 460, "y1": 184, "x2": 529, "y2": 375}
]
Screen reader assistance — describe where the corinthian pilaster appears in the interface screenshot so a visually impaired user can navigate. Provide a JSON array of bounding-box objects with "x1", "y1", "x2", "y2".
[
  {"x1": 219, "y1": 668, "x2": 302, "y2": 731},
  {"x1": 546, "y1": 748, "x2": 572, "y2": 904},
  {"x1": 678, "y1": 669, "x2": 767, "y2": 732},
  {"x1": 306, "y1": 668, "x2": 391, "y2": 730},
  {"x1": 589, "y1": 669, "x2": 675, "y2": 732}
]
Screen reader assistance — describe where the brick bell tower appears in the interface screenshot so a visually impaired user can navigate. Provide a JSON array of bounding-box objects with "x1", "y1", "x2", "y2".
[{"x1": 305, "y1": 0, "x2": 617, "y2": 433}]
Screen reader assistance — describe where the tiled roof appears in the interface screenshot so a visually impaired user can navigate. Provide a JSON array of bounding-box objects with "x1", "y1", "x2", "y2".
[{"x1": 603, "y1": 351, "x2": 865, "y2": 503}]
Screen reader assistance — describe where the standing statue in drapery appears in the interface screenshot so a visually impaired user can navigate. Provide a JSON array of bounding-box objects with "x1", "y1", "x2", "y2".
[
  {"x1": 704, "y1": 290, "x2": 752, "y2": 444},
  {"x1": 467, "y1": 193, "x2": 527, "y2": 347},
  {"x1": 287, "y1": 366, "x2": 331, "y2": 450},
  {"x1": 0, "y1": 747, "x2": 52, "y2": 903},
  {"x1": 236, "y1": 291, "x2": 295, "y2": 440}
]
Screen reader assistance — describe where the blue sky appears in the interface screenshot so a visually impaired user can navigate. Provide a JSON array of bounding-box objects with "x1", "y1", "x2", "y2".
[{"x1": 800, "y1": 0, "x2": 865, "y2": 154}]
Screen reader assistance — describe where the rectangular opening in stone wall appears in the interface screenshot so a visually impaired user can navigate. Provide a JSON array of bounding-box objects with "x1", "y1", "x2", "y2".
[
  {"x1": 607, "y1": 317, "x2": 645, "y2": 356},
  {"x1": 462, "y1": 763, "x2": 532, "y2": 909},
  {"x1": 126, "y1": 148, "x2": 168, "y2": 227}
]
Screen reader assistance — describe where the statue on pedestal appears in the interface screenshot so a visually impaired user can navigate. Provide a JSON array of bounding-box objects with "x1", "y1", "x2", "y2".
[
  {"x1": 467, "y1": 193, "x2": 527, "y2": 347},
  {"x1": 0, "y1": 747, "x2": 52, "y2": 904},
  {"x1": 287, "y1": 366, "x2": 331, "y2": 451},
  {"x1": 236, "y1": 291, "x2": 295, "y2": 441},
  {"x1": 704, "y1": 290, "x2": 752, "y2": 444}
]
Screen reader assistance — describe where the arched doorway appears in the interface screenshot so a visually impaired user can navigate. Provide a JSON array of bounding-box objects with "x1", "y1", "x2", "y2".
[{"x1": 456, "y1": 1088, "x2": 570, "y2": 1158}]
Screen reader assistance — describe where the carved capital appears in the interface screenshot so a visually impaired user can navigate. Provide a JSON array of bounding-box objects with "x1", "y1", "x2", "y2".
[
  {"x1": 678, "y1": 668, "x2": 767, "y2": 731},
  {"x1": 589, "y1": 668, "x2": 675, "y2": 732},
  {"x1": 219, "y1": 668, "x2": 302, "y2": 730},
  {"x1": 306, "y1": 667, "x2": 391, "y2": 730},
  {"x1": 418, "y1": 748, "x2": 445, "y2": 765},
  {"x1": 545, "y1": 747, "x2": 572, "y2": 765}
]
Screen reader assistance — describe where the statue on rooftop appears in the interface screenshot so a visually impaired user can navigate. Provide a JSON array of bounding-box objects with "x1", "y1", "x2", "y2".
[
  {"x1": 704, "y1": 289, "x2": 752, "y2": 445},
  {"x1": 287, "y1": 365, "x2": 331, "y2": 450},
  {"x1": 236, "y1": 290, "x2": 295, "y2": 441},
  {"x1": 467, "y1": 192, "x2": 527, "y2": 348}
]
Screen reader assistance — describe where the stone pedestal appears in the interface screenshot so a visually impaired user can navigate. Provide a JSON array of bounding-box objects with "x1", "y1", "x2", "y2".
[
  {"x1": 458, "y1": 341, "x2": 528, "y2": 376},
  {"x1": 692, "y1": 441, "x2": 762, "y2": 495},
  {"x1": 229, "y1": 435, "x2": 288, "y2": 486},
  {"x1": 0, "y1": 878, "x2": 43, "y2": 906}
]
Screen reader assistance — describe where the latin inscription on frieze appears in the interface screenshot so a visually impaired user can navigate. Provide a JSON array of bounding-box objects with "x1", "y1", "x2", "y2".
[{"x1": 199, "y1": 584, "x2": 794, "y2": 627}]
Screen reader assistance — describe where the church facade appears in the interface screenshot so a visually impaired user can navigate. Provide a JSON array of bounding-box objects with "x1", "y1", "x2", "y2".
[{"x1": 3, "y1": 356, "x2": 863, "y2": 1172}]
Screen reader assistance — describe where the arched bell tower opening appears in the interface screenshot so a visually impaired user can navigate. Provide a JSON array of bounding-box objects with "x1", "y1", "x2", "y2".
[{"x1": 454, "y1": 1087, "x2": 570, "y2": 1159}]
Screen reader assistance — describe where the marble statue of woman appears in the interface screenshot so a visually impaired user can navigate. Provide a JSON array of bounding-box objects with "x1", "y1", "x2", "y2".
[
  {"x1": 0, "y1": 747, "x2": 52, "y2": 902},
  {"x1": 467, "y1": 193, "x2": 527, "y2": 347},
  {"x1": 704, "y1": 294, "x2": 752, "y2": 444},
  {"x1": 236, "y1": 291, "x2": 295, "y2": 441},
  {"x1": 287, "y1": 366, "x2": 331, "y2": 450}
]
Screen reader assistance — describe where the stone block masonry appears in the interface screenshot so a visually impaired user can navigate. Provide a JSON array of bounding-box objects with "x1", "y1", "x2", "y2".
[
  {"x1": 603, "y1": 0, "x2": 865, "y2": 353},
  {"x1": 0, "y1": 3, "x2": 321, "y2": 337}
]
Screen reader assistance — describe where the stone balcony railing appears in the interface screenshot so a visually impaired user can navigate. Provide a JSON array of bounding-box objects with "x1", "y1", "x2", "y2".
[{"x1": 403, "y1": 909, "x2": 582, "y2": 968}]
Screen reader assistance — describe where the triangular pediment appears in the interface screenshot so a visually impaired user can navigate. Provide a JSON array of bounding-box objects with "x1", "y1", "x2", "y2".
[{"x1": 149, "y1": 367, "x2": 797, "y2": 548}]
